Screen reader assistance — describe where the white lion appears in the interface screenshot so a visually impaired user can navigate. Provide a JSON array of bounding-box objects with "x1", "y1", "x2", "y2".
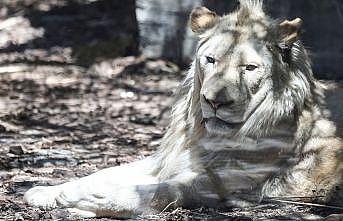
[{"x1": 25, "y1": 0, "x2": 343, "y2": 218}]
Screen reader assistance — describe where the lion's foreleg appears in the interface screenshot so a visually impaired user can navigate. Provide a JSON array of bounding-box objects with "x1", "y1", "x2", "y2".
[
  {"x1": 24, "y1": 157, "x2": 189, "y2": 217},
  {"x1": 262, "y1": 138, "x2": 343, "y2": 204},
  {"x1": 24, "y1": 157, "x2": 196, "y2": 217}
]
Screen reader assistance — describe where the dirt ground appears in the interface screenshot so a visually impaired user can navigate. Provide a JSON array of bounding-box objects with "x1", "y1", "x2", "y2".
[
  {"x1": 1, "y1": 56, "x2": 342, "y2": 221},
  {"x1": 0, "y1": 1, "x2": 343, "y2": 221}
]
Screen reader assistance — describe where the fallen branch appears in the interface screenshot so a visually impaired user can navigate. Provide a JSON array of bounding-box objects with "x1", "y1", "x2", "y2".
[
  {"x1": 0, "y1": 65, "x2": 31, "y2": 74},
  {"x1": 160, "y1": 199, "x2": 178, "y2": 214},
  {"x1": 265, "y1": 198, "x2": 343, "y2": 211}
]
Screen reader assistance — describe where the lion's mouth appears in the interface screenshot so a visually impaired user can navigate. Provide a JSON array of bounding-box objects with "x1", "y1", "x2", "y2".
[
  {"x1": 203, "y1": 117, "x2": 243, "y2": 135},
  {"x1": 204, "y1": 117, "x2": 243, "y2": 126}
]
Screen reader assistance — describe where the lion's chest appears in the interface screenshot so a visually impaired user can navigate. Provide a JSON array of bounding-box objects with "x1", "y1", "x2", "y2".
[{"x1": 195, "y1": 128, "x2": 296, "y2": 202}]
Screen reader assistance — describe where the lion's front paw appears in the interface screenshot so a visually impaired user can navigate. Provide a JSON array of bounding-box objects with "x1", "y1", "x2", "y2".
[{"x1": 24, "y1": 186, "x2": 61, "y2": 209}]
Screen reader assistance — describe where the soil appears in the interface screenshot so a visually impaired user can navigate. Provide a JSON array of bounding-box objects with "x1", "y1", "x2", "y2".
[
  {"x1": 0, "y1": 1, "x2": 342, "y2": 220},
  {"x1": 2, "y1": 59, "x2": 342, "y2": 221},
  {"x1": 0, "y1": 55, "x2": 182, "y2": 221}
]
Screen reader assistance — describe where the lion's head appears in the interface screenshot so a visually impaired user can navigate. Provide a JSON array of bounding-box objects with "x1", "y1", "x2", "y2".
[
  {"x1": 188, "y1": 0, "x2": 315, "y2": 138},
  {"x1": 156, "y1": 0, "x2": 318, "y2": 178}
]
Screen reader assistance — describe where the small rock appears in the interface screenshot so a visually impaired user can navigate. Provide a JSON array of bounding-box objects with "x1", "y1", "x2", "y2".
[
  {"x1": 9, "y1": 146, "x2": 24, "y2": 155},
  {"x1": 0, "y1": 124, "x2": 6, "y2": 132},
  {"x1": 325, "y1": 214, "x2": 343, "y2": 221},
  {"x1": 129, "y1": 114, "x2": 155, "y2": 125},
  {"x1": 14, "y1": 212, "x2": 24, "y2": 221},
  {"x1": 0, "y1": 120, "x2": 20, "y2": 132}
]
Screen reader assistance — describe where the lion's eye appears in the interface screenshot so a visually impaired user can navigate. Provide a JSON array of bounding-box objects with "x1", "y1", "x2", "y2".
[
  {"x1": 206, "y1": 56, "x2": 216, "y2": 64},
  {"x1": 245, "y1": 64, "x2": 258, "y2": 71}
]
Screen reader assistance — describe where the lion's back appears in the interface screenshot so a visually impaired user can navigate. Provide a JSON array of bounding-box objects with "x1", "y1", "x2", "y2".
[{"x1": 322, "y1": 81, "x2": 343, "y2": 137}]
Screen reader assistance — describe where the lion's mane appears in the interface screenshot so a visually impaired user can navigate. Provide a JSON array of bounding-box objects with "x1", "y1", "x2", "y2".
[{"x1": 154, "y1": 0, "x2": 322, "y2": 180}]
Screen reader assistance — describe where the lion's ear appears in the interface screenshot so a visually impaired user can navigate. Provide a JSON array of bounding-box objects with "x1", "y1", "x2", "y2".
[
  {"x1": 279, "y1": 18, "x2": 303, "y2": 46},
  {"x1": 190, "y1": 7, "x2": 218, "y2": 35}
]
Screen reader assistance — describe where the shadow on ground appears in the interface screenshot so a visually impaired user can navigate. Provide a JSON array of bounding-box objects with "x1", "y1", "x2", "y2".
[{"x1": 0, "y1": 0, "x2": 139, "y2": 66}]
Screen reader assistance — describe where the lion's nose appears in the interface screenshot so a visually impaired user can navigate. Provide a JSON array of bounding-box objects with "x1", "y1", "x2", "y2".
[
  {"x1": 206, "y1": 99, "x2": 222, "y2": 109},
  {"x1": 205, "y1": 98, "x2": 234, "y2": 110},
  {"x1": 203, "y1": 89, "x2": 234, "y2": 110}
]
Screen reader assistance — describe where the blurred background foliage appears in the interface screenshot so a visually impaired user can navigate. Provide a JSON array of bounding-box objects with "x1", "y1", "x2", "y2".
[
  {"x1": 1, "y1": 0, "x2": 343, "y2": 78},
  {"x1": 137, "y1": 0, "x2": 343, "y2": 79}
]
